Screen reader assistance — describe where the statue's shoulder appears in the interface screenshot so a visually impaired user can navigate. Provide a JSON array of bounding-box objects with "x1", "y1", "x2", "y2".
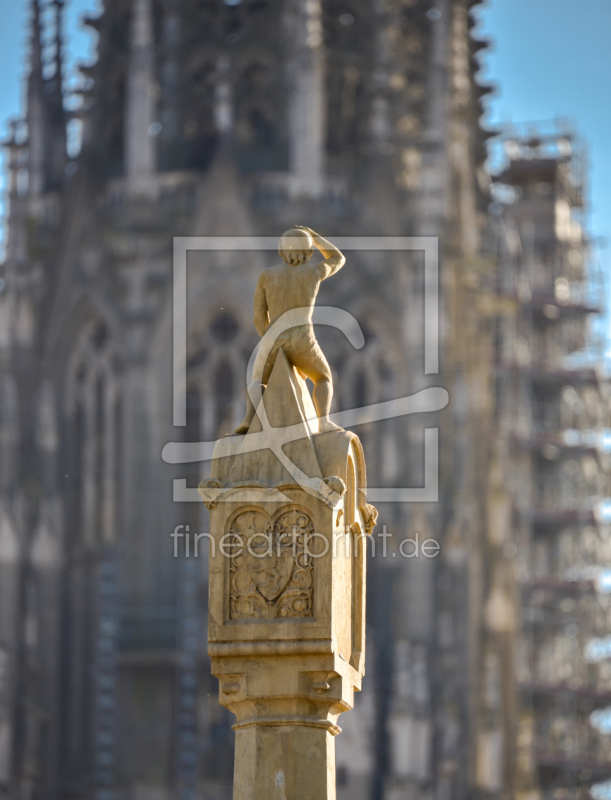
[
  {"x1": 257, "y1": 266, "x2": 270, "y2": 284},
  {"x1": 260, "y1": 263, "x2": 283, "y2": 281}
]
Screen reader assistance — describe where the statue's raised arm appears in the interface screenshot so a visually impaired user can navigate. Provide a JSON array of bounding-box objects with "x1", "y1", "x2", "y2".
[{"x1": 294, "y1": 225, "x2": 345, "y2": 281}]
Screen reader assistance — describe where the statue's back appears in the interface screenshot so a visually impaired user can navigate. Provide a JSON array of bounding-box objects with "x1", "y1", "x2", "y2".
[{"x1": 262, "y1": 262, "x2": 322, "y2": 325}]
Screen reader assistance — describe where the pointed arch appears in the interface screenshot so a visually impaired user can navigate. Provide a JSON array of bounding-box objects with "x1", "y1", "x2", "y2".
[{"x1": 66, "y1": 319, "x2": 122, "y2": 546}]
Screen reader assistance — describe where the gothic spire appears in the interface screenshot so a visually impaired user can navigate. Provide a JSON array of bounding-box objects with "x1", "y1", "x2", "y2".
[
  {"x1": 52, "y1": 0, "x2": 65, "y2": 94},
  {"x1": 48, "y1": 0, "x2": 67, "y2": 186},
  {"x1": 125, "y1": 0, "x2": 156, "y2": 193},
  {"x1": 27, "y1": 0, "x2": 46, "y2": 197},
  {"x1": 29, "y1": 0, "x2": 44, "y2": 83},
  {"x1": 26, "y1": 0, "x2": 67, "y2": 195}
]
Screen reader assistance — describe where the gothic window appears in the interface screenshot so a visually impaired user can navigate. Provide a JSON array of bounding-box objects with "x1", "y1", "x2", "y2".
[
  {"x1": 180, "y1": 51, "x2": 218, "y2": 170},
  {"x1": 94, "y1": 374, "x2": 105, "y2": 542},
  {"x1": 63, "y1": 318, "x2": 121, "y2": 775},
  {"x1": 329, "y1": 327, "x2": 400, "y2": 483},
  {"x1": 235, "y1": 101, "x2": 285, "y2": 170},
  {"x1": 187, "y1": 309, "x2": 254, "y2": 441},
  {"x1": 179, "y1": 1, "x2": 287, "y2": 172},
  {"x1": 323, "y1": 1, "x2": 369, "y2": 165},
  {"x1": 67, "y1": 321, "x2": 121, "y2": 545},
  {"x1": 210, "y1": 310, "x2": 239, "y2": 343}
]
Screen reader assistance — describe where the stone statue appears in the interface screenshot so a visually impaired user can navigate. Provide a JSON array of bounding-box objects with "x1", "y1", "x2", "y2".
[
  {"x1": 200, "y1": 226, "x2": 377, "y2": 800},
  {"x1": 235, "y1": 226, "x2": 345, "y2": 435}
]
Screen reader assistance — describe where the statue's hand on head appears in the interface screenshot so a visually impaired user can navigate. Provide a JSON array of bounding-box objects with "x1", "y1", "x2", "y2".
[{"x1": 293, "y1": 225, "x2": 322, "y2": 246}]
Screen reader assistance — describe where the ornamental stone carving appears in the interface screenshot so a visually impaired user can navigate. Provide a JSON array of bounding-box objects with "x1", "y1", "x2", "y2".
[{"x1": 228, "y1": 507, "x2": 315, "y2": 620}]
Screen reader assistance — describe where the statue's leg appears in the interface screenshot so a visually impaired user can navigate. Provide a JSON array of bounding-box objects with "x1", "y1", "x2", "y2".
[
  {"x1": 234, "y1": 350, "x2": 278, "y2": 434},
  {"x1": 234, "y1": 382, "x2": 259, "y2": 434},
  {"x1": 290, "y1": 336, "x2": 342, "y2": 433},
  {"x1": 312, "y1": 380, "x2": 342, "y2": 431}
]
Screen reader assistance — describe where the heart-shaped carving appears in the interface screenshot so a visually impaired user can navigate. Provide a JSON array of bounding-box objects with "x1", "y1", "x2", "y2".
[
  {"x1": 229, "y1": 506, "x2": 315, "y2": 619},
  {"x1": 246, "y1": 548, "x2": 294, "y2": 602}
]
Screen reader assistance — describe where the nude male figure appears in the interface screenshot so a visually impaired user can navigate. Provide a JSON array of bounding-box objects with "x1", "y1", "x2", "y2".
[{"x1": 235, "y1": 226, "x2": 345, "y2": 435}]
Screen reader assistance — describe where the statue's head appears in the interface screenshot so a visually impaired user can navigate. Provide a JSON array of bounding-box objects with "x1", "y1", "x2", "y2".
[{"x1": 279, "y1": 228, "x2": 314, "y2": 265}]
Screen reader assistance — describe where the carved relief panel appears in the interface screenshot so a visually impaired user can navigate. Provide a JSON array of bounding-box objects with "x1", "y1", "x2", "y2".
[{"x1": 228, "y1": 507, "x2": 315, "y2": 620}]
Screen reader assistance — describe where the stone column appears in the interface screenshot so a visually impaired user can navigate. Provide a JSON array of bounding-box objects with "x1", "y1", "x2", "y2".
[{"x1": 200, "y1": 351, "x2": 376, "y2": 800}]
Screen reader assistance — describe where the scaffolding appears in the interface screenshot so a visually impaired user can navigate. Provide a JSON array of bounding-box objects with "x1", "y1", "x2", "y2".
[{"x1": 493, "y1": 121, "x2": 611, "y2": 799}]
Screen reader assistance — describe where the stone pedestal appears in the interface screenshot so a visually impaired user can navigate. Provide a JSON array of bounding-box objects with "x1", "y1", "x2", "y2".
[{"x1": 200, "y1": 351, "x2": 376, "y2": 800}]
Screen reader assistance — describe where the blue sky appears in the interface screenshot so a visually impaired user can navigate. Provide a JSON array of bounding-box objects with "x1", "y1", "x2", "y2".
[
  {"x1": 476, "y1": 0, "x2": 611, "y2": 254},
  {"x1": 0, "y1": 0, "x2": 99, "y2": 253},
  {"x1": 1, "y1": 0, "x2": 610, "y2": 258}
]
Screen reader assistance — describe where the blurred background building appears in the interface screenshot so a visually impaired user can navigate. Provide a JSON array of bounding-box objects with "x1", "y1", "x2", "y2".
[
  {"x1": 0, "y1": 1, "x2": 609, "y2": 800},
  {"x1": 489, "y1": 124, "x2": 611, "y2": 800}
]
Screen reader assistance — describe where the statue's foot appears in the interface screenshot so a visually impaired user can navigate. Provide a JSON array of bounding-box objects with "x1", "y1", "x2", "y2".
[
  {"x1": 234, "y1": 421, "x2": 250, "y2": 435},
  {"x1": 318, "y1": 418, "x2": 343, "y2": 433}
]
